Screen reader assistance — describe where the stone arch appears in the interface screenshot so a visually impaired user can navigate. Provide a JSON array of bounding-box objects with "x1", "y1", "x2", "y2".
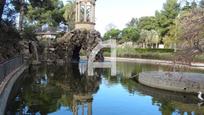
[
  {"x1": 55, "y1": 29, "x2": 104, "y2": 62},
  {"x1": 88, "y1": 39, "x2": 116, "y2": 76}
]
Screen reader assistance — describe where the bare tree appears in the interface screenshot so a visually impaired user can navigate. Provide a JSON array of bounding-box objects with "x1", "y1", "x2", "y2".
[{"x1": 175, "y1": 8, "x2": 204, "y2": 65}]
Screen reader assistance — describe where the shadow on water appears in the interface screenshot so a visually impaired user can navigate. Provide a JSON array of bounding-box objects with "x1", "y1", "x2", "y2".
[{"x1": 4, "y1": 62, "x2": 204, "y2": 115}]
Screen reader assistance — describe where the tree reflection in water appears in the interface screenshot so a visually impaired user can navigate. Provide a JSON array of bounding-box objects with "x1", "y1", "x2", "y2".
[
  {"x1": 6, "y1": 63, "x2": 101, "y2": 115},
  {"x1": 5, "y1": 62, "x2": 204, "y2": 115},
  {"x1": 102, "y1": 63, "x2": 204, "y2": 115}
]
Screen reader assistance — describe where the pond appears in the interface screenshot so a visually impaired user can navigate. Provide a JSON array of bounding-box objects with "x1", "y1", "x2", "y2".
[{"x1": 5, "y1": 62, "x2": 204, "y2": 115}]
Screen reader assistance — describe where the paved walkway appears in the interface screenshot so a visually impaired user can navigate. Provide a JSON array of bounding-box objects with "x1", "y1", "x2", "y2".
[
  {"x1": 0, "y1": 64, "x2": 28, "y2": 115},
  {"x1": 0, "y1": 64, "x2": 27, "y2": 95}
]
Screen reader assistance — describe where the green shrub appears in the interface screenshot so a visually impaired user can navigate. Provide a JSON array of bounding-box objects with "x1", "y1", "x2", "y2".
[
  {"x1": 134, "y1": 48, "x2": 174, "y2": 53},
  {"x1": 103, "y1": 47, "x2": 175, "y2": 60},
  {"x1": 194, "y1": 55, "x2": 204, "y2": 63}
]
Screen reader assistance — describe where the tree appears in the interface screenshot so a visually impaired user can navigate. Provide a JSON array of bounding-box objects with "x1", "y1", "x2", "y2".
[
  {"x1": 26, "y1": 0, "x2": 65, "y2": 27},
  {"x1": 122, "y1": 27, "x2": 140, "y2": 42},
  {"x1": 138, "y1": 29, "x2": 160, "y2": 48},
  {"x1": 200, "y1": 0, "x2": 204, "y2": 8},
  {"x1": 126, "y1": 18, "x2": 138, "y2": 27},
  {"x1": 163, "y1": 14, "x2": 181, "y2": 48},
  {"x1": 63, "y1": 0, "x2": 75, "y2": 31},
  {"x1": 191, "y1": 0, "x2": 197, "y2": 8},
  {"x1": 103, "y1": 28, "x2": 121, "y2": 41},
  {"x1": 0, "y1": 0, "x2": 6, "y2": 22},
  {"x1": 176, "y1": 8, "x2": 204, "y2": 65},
  {"x1": 12, "y1": 0, "x2": 27, "y2": 31},
  {"x1": 1, "y1": 0, "x2": 17, "y2": 24},
  {"x1": 105, "y1": 23, "x2": 117, "y2": 32},
  {"x1": 150, "y1": 30, "x2": 160, "y2": 48},
  {"x1": 181, "y1": 1, "x2": 192, "y2": 11},
  {"x1": 138, "y1": 29, "x2": 149, "y2": 48},
  {"x1": 179, "y1": 8, "x2": 204, "y2": 49},
  {"x1": 138, "y1": 16, "x2": 158, "y2": 31},
  {"x1": 156, "y1": 0, "x2": 180, "y2": 38}
]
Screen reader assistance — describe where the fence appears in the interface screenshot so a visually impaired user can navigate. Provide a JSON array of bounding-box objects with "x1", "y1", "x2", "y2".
[{"x1": 0, "y1": 55, "x2": 24, "y2": 84}]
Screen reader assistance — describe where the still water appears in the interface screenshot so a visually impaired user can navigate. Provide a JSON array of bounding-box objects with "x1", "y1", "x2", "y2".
[{"x1": 5, "y1": 62, "x2": 204, "y2": 115}]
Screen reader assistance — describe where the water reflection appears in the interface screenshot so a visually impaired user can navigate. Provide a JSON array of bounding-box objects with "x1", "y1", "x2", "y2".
[
  {"x1": 6, "y1": 63, "x2": 101, "y2": 115},
  {"x1": 5, "y1": 62, "x2": 204, "y2": 115}
]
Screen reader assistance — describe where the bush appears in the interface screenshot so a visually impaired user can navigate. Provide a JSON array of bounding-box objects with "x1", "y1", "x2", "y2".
[
  {"x1": 194, "y1": 55, "x2": 204, "y2": 63},
  {"x1": 103, "y1": 47, "x2": 175, "y2": 60},
  {"x1": 134, "y1": 48, "x2": 174, "y2": 53}
]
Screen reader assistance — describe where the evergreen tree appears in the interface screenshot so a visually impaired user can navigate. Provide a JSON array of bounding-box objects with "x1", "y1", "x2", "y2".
[
  {"x1": 137, "y1": 16, "x2": 158, "y2": 31},
  {"x1": 126, "y1": 18, "x2": 138, "y2": 27},
  {"x1": 26, "y1": 0, "x2": 65, "y2": 27},
  {"x1": 156, "y1": 0, "x2": 180, "y2": 38}
]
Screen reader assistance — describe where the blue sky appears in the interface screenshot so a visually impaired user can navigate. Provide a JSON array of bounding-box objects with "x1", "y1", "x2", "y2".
[{"x1": 63, "y1": 0, "x2": 166, "y2": 34}]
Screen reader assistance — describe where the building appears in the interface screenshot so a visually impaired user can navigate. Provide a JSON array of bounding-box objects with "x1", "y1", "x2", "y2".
[{"x1": 75, "y1": 0, "x2": 96, "y2": 30}]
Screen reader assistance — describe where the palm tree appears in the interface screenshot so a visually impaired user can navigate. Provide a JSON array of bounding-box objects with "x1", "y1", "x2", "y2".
[{"x1": 63, "y1": 0, "x2": 76, "y2": 31}]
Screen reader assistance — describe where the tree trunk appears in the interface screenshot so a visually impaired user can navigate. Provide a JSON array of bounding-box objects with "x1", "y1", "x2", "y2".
[
  {"x1": 0, "y1": 0, "x2": 6, "y2": 22},
  {"x1": 18, "y1": 0, "x2": 24, "y2": 32}
]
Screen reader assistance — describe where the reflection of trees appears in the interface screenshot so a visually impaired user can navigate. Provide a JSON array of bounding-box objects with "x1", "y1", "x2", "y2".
[
  {"x1": 6, "y1": 63, "x2": 101, "y2": 115},
  {"x1": 104, "y1": 62, "x2": 204, "y2": 115},
  {"x1": 119, "y1": 75, "x2": 204, "y2": 115},
  {"x1": 7, "y1": 62, "x2": 204, "y2": 115}
]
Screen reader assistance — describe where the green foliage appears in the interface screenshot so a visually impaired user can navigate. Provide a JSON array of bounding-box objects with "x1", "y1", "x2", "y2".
[
  {"x1": 103, "y1": 47, "x2": 174, "y2": 57},
  {"x1": 116, "y1": 47, "x2": 174, "y2": 60},
  {"x1": 156, "y1": 0, "x2": 180, "y2": 37},
  {"x1": 21, "y1": 25, "x2": 37, "y2": 40},
  {"x1": 103, "y1": 28, "x2": 121, "y2": 40},
  {"x1": 121, "y1": 27, "x2": 140, "y2": 42},
  {"x1": 138, "y1": 16, "x2": 158, "y2": 31},
  {"x1": 163, "y1": 16, "x2": 180, "y2": 47},
  {"x1": 63, "y1": 0, "x2": 75, "y2": 31},
  {"x1": 134, "y1": 48, "x2": 174, "y2": 53},
  {"x1": 126, "y1": 18, "x2": 138, "y2": 27},
  {"x1": 194, "y1": 55, "x2": 204, "y2": 63},
  {"x1": 26, "y1": 0, "x2": 65, "y2": 27},
  {"x1": 138, "y1": 29, "x2": 160, "y2": 48}
]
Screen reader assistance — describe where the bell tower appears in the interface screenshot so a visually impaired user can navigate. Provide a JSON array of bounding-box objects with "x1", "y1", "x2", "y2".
[{"x1": 75, "y1": 0, "x2": 96, "y2": 30}]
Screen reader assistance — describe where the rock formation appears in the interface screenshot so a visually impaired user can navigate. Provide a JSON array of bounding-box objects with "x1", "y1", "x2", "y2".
[
  {"x1": 0, "y1": 22, "x2": 21, "y2": 62},
  {"x1": 53, "y1": 29, "x2": 104, "y2": 62}
]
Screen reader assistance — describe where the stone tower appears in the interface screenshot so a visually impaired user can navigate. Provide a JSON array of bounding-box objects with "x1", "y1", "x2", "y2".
[{"x1": 75, "y1": 0, "x2": 96, "y2": 30}]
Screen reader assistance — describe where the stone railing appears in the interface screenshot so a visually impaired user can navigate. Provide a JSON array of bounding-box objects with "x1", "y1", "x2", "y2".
[{"x1": 0, "y1": 55, "x2": 24, "y2": 84}]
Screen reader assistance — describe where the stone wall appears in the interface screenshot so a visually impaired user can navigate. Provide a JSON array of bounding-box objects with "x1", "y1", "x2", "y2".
[
  {"x1": 139, "y1": 71, "x2": 204, "y2": 93},
  {"x1": 0, "y1": 64, "x2": 28, "y2": 115}
]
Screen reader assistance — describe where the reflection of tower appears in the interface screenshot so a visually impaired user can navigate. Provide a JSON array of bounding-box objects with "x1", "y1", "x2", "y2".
[
  {"x1": 75, "y1": 0, "x2": 96, "y2": 30},
  {"x1": 79, "y1": 62, "x2": 88, "y2": 74},
  {"x1": 72, "y1": 94, "x2": 93, "y2": 115}
]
